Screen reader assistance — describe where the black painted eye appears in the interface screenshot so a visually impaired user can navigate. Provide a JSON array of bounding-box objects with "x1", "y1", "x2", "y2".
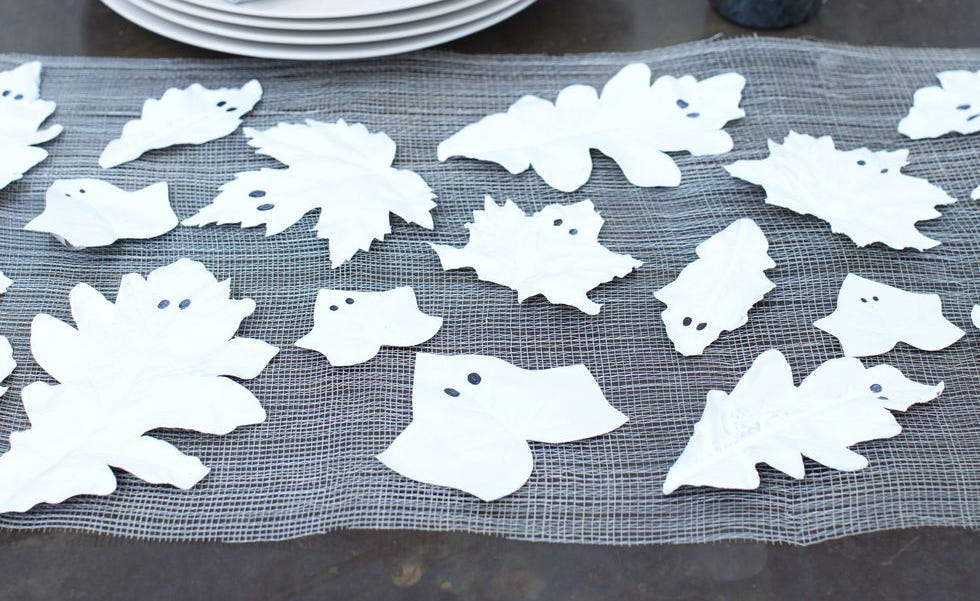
[
  {"x1": 444, "y1": 388, "x2": 460, "y2": 398},
  {"x1": 13, "y1": 94, "x2": 22, "y2": 101},
  {"x1": 676, "y1": 99, "x2": 689, "y2": 109},
  {"x1": 329, "y1": 305, "x2": 338, "y2": 311},
  {"x1": 1, "y1": 90, "x2": 8, "y2": 97},
  {"x1": 157, "y1": 299, "x2": 170, "y2": 309},
  {"x1": 345, "y1": 297, "x2": 354, "y2": 305},
  {"x1": 696, "y1": 322, "x2": 707, "y2": 331},
  {"x1": 217, "y1": 100, "x2": 227, "y2": 107},
  {"x1": 872, "y1": 296, "x2": 879, "y2": 301},
  {"x1": 226, "y1": 107, "x2": 237, "y2": 112},
  {"x1": 857, "y1": 160, "x2": 866, "y2": 166},
  {"x1": 467, "y1": 372, "x2": 481, "y2": 385},
  {"x1": 249, "y1": 190, "x2": 266, "y2": 198},
  {"x1": 257, "y1": 203, "x2": 274, "y2": 211},
  {"x1": 682, "y1": 317, "x2": 692, "y2": 326},
  {"x1": 870, "y1": 383, "x2": 882, "y2": 393},
  {"x1": 553, "y1": 219, "x2": 563, "y2": 226},
  {"x1": 860, "y1": 297, "x2": 868, "y2": 303},
  {"x1": 569, "y1": 228, "x2": 578, "y2": 235},
  {"x1": 957, "y1": 104, "x2": 971, "y2": 110},
  {"x1": 79, "y1": 189, "x2": 86, "y2": 194},
  {"x1": 686, "y1": 112, "x2": 700, "y2": 118},
  {"x1": 880, "y1": 168, "x2": 888, "y2": 174},
  {"x1": 968, "y1": 114, "x2": 980, "y2": 121},
  {"x1": 179, "y1": 299, "x2": 191, "y2": 310}
]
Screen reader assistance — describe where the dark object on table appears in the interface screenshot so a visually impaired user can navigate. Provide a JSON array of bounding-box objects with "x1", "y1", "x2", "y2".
[{"x1": 710, "y1": 0, "x2": 822, "y2": 29}]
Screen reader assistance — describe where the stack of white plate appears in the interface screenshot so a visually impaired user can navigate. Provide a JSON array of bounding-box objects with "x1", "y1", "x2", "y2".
[{"x1": 100, "y1": 0, "x2": 538, "y2": 60}]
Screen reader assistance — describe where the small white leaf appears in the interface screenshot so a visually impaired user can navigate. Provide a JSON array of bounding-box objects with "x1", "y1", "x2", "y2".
[
  {"x1": 99, "y1": 80, "x2": 262, "y2": 168},
  {"x1": 663, "y1": 349, "x2": 944, "y2": 494},
  {"x1": 432, "y1": 196, "x2": 641, "y2": 315},
  {"x1": 815, "y1": 274, "x2": 964, "y2": 357},
  {"x1": 25, "y1": 179, "x2": 177, "y2": 248},
  {"x1": 378, "y1": 353, "x2": 627, "y2": 501},
  {"x1": 438, "y1": 64, "x2": 745, "y2": 192},
  {"x1": 0, "y1": 259, "x2": 279, "y2": 513},
  {"x1": 898, "y1": 70, "x2": 980, "y2": 139},
  {"x1": 655, "y1": 219, "x2": 775, "y2": 356},
  {"x1": 726, "y1": 132, "x2": 956, "y2": 250},
  {"x1": 296, "y1": 286, "x2": 442, "y2": 367},
  {"x1": 971, "y1": 184, "x2": 979, "y2": 201},
  {"x1": 0, "y1": 61, "x2": 62, "y2": 191},
  {"x1": 0, "y1": 336, "x2": 14, "y2": 397},
  {"x1": 0, "y1": 270, "x2": 10, "y2": 294},
  {"x1": 972, "y1": 305, "x2": 979, "y2": 329},
  {"x1": 183, "y1": 119, "x2": 436, "y2": 268}
]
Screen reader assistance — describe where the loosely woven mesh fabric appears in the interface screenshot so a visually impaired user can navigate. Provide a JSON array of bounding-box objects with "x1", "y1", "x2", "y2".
[{"x1": 0, "y1": 38, "x2": 976, "y2": 544}]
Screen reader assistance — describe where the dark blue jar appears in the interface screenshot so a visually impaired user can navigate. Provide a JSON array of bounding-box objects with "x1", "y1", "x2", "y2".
[{"x1": 710, "y1": 0, "x2": 822, "y2": 29}]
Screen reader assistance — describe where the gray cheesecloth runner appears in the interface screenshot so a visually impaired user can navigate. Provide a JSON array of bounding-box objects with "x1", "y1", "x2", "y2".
[{"x1": 0, "y1": 37, "x2": 977, "y2": 544}]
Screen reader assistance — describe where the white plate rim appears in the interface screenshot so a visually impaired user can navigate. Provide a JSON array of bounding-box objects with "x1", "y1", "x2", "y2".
[{"x1": 181, "y1": 0, "x2": 444, "y2": 20}]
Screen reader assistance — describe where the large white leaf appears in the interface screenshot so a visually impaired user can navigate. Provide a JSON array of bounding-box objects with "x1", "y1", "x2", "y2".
[
  {"x1": 0, "y1": 61, "x2": 62, "y2": 191},
  {"x1": 378, "y1": 353, "x2": 627, "y2": 501},
  {"x1": 437, "y1": 63, "x2": 745, "y2": 192},
  {"x1": 655, "y1": 219, "x2": 775, "y2": 356},
  {"x1": 432, "y1": 196, "x2": 641, "y2": 315},
  {"x1": 725, "y1": 132, "x2": 956, "y2": 250},
  {"x1": 99, "y1": 79, "x2": 262, "y2": 168},
  {"x1": 0, "y1": 259, "x2": 279, "y2": 513},
  {"x1": 898, "y1": 70, "x2": 980, "y2": 139},
  {"x1": 663, "y1": 349, "x2": 944, "y2": 494},
  {"x1": 183, "y1": 119, "x2": 436, "y2": 268},
  {"x1": 0, "y1": 336, "x2": 14, "y2": 397}
]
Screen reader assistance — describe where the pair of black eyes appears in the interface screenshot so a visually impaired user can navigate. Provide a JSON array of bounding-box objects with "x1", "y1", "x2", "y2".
[
  {"x1": 249, "y1": 190, "x2": 275, "y2": 211},
  {"x1": 856, "y1": 159, "x2": 889, "y2": 174},
  {"x1": 1, "y1": 90, "x2": 24, "y2": 100},
  {"x1": 64, "y1": 188, "x2": 86, "y2": 198},
  {"x1": 328, "y1": 297, "x2": 355, "y2": 311},
  {"x1": 552, "y1": 219, "x2": 578, "y2": 235},
  {"x1": 681, "y1": 316, "x2": 707, "y2": 331},
  {"x1": 158, "y1": 299, "x2": 191, "y2": 310},
  {"x1": 675, "y1": 99, "x2": 699, "y2": 118},
  {"x1": 860, "y1": 296, "x2": 880, "y2": 303},
  {"x1": 444, "y1": 372, "x2": 482, "y2": 397},
  {"x1": 216, "y1": 100, "x2": 237, "y2": 112}
]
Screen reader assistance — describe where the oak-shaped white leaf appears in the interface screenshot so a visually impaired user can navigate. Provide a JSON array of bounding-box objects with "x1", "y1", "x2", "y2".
[
  {"x1": 0, "y1": 270, "x2": 10, "y2": 294},
  {"x1": 438, "y1": 63, "x2": 746, "y2": 192},
  {"x1": 183, "y1": 119, "x2": 436, "y2": 268},
  {"x1": 432, "y1": 196, "x2": 641, "y2": 315},
  {"x1": 0, "y1": 61, "x2": 62, "y2": 191},
  {"x1": 296, "y1": 286, "x2": 442, "y2": 367},
  {"x1": 726, "y1": 132, "x2": 956, "y2": 250},
  {"x1": 25, "y1": 179, "x2": 177, "y2": 248},
  {"x1": 898, "y1": 70, "x2": 980, "y2": 139},
  {"x1": 0, "y1": 336, "x2": 14, "y2": 396},
  {"x1": 99, "y1": 79, "x2": 262, "y2": 168},
  {"x1": 815, "y1": 274, "x2": 964, "y2": 357},
  {"x1": 655, "y1": 219, "x2": 774, "y2": 356},
  {"x1": 0, "y1": 258, "x2": 279, "y2": 513},
  {"x1": 663, "y1": 349, "x2": 943, "y2": 494},
  {"x1": 378, "y1": 353, "x2": 627, "y2": 501}
]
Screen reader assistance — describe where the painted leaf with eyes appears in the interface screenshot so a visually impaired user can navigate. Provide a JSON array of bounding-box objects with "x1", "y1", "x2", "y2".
[
  {"x1": 0, "y1": 61, "x2": 62, "y2": 191},
  {"x1": 438, "y1": 63, "x2": 745, "y2": 192},
  {"x1": 25, "y1": 179, "x2": 177, "y2": 248},
  {"x1": 98, "y1": 79, "x2": 262, "y2": 168},
  {"x1": 655, "y1": 219, "x2": 775, "y2": 356},
  {"x1": 182, "y1": 119, "x2": 436, "y2": 268},
  {"x1": 432, "y1": 196, "x2": 641, "y2": 315},
  {"x1": 899, "y1": 70, "x2": 980, "y2": 139},
  {"x1": 726, "y1": 132, "x2": 956, "y2": 251},
  {"x1": 664, "y1": 349, "x2": 944, "y2": 494},
  {"x1": 378, "y1": 353, "x2": 628, "y2": 501},
  {"x1": 0, "y1": 259, "x2": 279, "y2": 513},
  {"x1": 296, "y1": 286, "x2": 442, "y2": 367},
  {"x1": 0, "y1": 336, "x2": 14, "y2": 397},
  {"x1": 814, "y1": 274, "x2": 964, "y2": 357}
]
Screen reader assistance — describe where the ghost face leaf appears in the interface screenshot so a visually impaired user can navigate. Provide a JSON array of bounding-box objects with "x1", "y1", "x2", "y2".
[
  {"x1": 899, "y1": 70, "x2": 980, "y2": 139},
  {"x1": 0, "y1": 259, "x2": 279, "y2": 513},
  {"x1": 663, "y1": 349, "x2": 943, "y2": 494},
  {"x1": 0, "y1": 61, "x2": 62, "y2": 191},
  {"x1": 183, "y1": 119, "x2": 436, "y2": 268},
  {"x1": 432, "y1": 196, "x2": 641, "y2": 315},
  {"x1": 438, "y1": 63, "x2": 745, "y2": 192},
  {"x1": 726, "y1": 132, "x2": 956, "y2": 251}
]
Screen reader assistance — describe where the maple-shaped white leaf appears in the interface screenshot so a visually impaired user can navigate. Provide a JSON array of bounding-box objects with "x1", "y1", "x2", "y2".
[
  {"x1": 99, "y1": 79, "x2": 262, "y2": 168},
  {"x1": 0, "y1": 270, "x2": 10, "y2": 294},
  {"x1": 726, "y1": 132, "x2": 956, "y2": 250},
  {"x1": 655, "y1": 219, "x2": 775, "y2": 356},
  {"x1": 296, "y1": 286, "x2": 442, "y2": 367},
  {"x1": 25, "y1": 179, "x2": 177, "y2": 248},
  {"x1": 0, "y1": 336, "x2": 14, "y2": 397},
  {"x1": 378, "y1": 353, "x2": 628, "y2": 501},
  {"x1": 663, "y1": 349, "x2": 943, "y2": 494},
  {"x1": 0, "y1": 61, "x2": 62, "y2": 191},
  {"x1": 438, "y1": 63, "x2": 745, "y2": 192},
  {"x1": 0, "y1": 258, "x2": 279, "y2": 513},
  {"x1": 432, "y1": 196, "x2": 642, "y2": 315},
  {"x1": 183, "y1": 119, "x2": 436, "y2": 268},
  {"x1": 898, "y1": 70, "x2": 980, "y2": 139},
  {"x1": 815, "y1": 274, "x2": 965, "y2": 357}
]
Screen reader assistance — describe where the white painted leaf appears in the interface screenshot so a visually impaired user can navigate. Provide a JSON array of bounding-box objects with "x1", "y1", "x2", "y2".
[
  {"x1": 296, "y1": 286, "x2": 442, "y2": 367},
  {"x1": 0, "y1": 259, "x2": 279, "y2": 513},
  {"x1": 0, "y1": 61, "x2": 62, "y2": 191},
  {"x1": 25, "y1": 179, "x2": 177, "y2": 248},
  {"x1": 432, "y1": 196, "x2": 641, "y2": 315},
  {"x1": 898, "y1": 70, "x2": 980, "y2": 139},
  {"x1": 814, "y1": 274, "x2": 965, "y2": 357},
  {"x1": 0, "y1": 270, "x2": 10, "y2": 294},
  {"x1": 972, "y1": 305, "x2": 979, "y2": 329},
  {"x1": 663, "y1": 349, "x2": 944, "y2": 494},
  {"x1": 378, "y1": 353, "x2": 627, "y2": 501},
  {"x1": 0, "y1": 336, "x2": 14, "y2": 397},
  {"x1": 655, "y1": 219, "x2": 775, "y2": 356},
  {"x1": 725, "y1": 132, "x2": 956, "y2": 250},
  {"x1": 971, "y1": 184, "x2": 979, "y2": 201},
  {"x1": 438, "y1": 63, "x2": 745, "y2": 192},
  {"x1": 183, "y1": 119, "x2": 436, "y2": 268},
  {"x1": 99, "y1": 79, "x2": 262, "y2": 168}
]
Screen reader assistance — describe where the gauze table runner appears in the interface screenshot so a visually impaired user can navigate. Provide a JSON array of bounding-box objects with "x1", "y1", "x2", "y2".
[{"x1": 0, "y1": 38, "x2": 976, "y2": 544}]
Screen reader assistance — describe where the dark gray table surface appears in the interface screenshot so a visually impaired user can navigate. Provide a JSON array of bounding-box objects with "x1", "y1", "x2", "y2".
[{"x1": 0, "y1": 1, "x2": 978, "y2": 599}]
